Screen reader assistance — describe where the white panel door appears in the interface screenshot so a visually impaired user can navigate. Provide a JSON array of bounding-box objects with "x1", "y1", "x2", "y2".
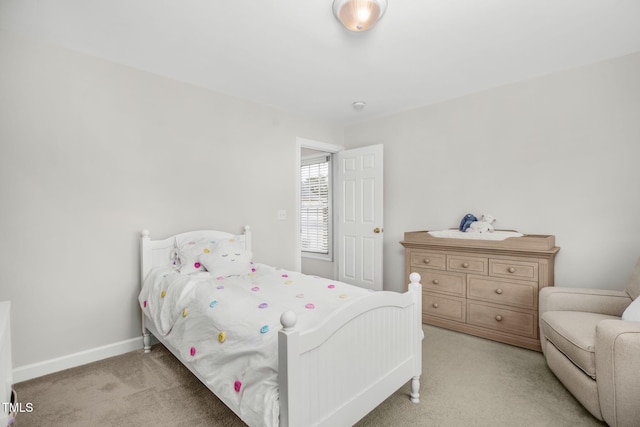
[{"x1": 336, "y1": 144, "x2": 383, "y2": 290}]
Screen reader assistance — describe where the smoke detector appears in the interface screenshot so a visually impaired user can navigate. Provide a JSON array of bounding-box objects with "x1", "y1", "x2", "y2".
[{"x1": 352, "y1": 101, "x2": 366, "y2": 112}]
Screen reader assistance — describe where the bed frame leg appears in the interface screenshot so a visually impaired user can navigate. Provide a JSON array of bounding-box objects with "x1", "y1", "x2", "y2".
[
  {"x1": 143, "y1": 329, "x2": 152, "y2": 353},
  {"x1": 410, "y1": 375, "x2": 420, "y2": 403}
]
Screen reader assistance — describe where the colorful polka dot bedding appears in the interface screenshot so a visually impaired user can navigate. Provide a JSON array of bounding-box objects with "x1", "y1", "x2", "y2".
[{"x1": 138, "y1": 261, "x2": 369, "y2": 427}]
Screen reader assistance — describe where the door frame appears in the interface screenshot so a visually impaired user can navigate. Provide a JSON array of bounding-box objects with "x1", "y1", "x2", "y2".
[{"x1": 295, "y1": 137, "x2": 345, "y2": 274}]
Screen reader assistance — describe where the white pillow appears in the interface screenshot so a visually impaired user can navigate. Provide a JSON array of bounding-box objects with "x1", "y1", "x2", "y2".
[
  {"x1": 200, "y1": 246, "x2": 253, "y2": 278},
  {"x1": 214, "y1": 235, "x2": 245, "y2": 250},
  {"x1": 176, "y1": 236, "x2": 219, "y2": 274},
  {"x1": 621, "y1": 297, "x2": 640, "y2": 322}
]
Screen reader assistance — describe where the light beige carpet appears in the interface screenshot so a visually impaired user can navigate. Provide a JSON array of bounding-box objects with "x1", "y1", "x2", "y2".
[{"x1": 13, "y1": 325, "x2": 605, "y2": 426}]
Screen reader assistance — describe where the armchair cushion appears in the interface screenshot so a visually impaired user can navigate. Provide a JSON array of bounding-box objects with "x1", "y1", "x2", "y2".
[
  {"x1": 624, "y1": 256, "x2": 640, "y2": 300},
  {"x1": 621, "y1": 296, "x2": 640, "y2": 321},
  {"x1": 541, "y1": 311, "x2": 620, "y2": 379}
]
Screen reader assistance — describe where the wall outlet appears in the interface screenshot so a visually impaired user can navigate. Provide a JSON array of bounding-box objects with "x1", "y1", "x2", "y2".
[{"x1": 277, "y1": 210, "x2": 287, "y2": 220}]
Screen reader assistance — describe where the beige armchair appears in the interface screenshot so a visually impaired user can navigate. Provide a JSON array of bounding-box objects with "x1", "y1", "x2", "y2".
[{"x1": 539, "y1": 258, "x2": 640, "y2": 427}]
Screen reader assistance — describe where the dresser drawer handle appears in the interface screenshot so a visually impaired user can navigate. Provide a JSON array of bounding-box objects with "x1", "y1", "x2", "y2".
[
  {"x1": 432, "y1": 303, "x2": 439, "y2": 309},
  {"x1": 462, "y1": 262, "x2": 469, "y2": 268},
  {"x1": 495, "y1": 288, "x2": 503, "y2": 295},
  {"x1": 423, "y1": 258, "x2": 430, "y2": 264},
  {"x1": 495, "y1": 315, "x2": 503, "y2": 321},
  {"x1": 508, "y1": 267, "x2": 516, "y2": 273},
  {"x1": 432, "y1": 279, "x2": 439, "y2": 285}
]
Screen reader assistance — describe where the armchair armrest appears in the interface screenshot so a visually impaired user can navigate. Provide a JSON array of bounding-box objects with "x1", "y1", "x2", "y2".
[
  {"x1": 595, "y1": 319, "x2": 640, "y2": 427},
  {"x1": 539, "y1": 287, "x2": 632, "y2": 317}
]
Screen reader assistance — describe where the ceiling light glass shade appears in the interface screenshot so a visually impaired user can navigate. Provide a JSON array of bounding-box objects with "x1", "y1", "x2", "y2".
[{"x1": 333, "y1": 0, "x2": 388, "y2": 32}]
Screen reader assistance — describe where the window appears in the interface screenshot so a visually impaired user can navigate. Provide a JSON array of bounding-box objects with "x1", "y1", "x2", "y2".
[{"x1": 300, "y1": 154, "x2": 332, "y2": 259}]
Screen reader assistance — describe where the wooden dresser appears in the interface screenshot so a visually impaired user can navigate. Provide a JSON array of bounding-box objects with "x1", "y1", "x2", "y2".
[{"x1": 401, "y1": 231, "x2": 559, "y2": 351}]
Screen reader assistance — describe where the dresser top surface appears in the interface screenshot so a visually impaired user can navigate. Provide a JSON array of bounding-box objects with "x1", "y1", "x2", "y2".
[{"x1": 401, "y1": 230, "x2": 559, "y2": 254}]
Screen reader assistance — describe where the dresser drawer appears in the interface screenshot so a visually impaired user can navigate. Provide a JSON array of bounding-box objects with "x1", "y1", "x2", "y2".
[
  {"x1": 417, "y1": 268, "x2": 465, "y2": 297},
  {"x1": 447, "y1": 255, "x2": 488, "y2": 275},
  {"x1": 467, "y1": 302, "x2": 537, "y2": 339},
  {"x1": 467, "y1": 275, "x2": 538, "y2": 310},
  {"x1": 489, "y1": 259, "x2": 538, "y2": 282},
  {"x1": 411, "y1": 251, "x2": 446, "y2": 270},
  {"x1": 423, "y1": 293, "x2": 465, "y2": 323}
]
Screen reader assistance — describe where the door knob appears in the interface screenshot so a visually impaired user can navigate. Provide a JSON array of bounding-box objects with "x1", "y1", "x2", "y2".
[{"x1": 373, "y1": 227, "x2": 382, "y2": 234}]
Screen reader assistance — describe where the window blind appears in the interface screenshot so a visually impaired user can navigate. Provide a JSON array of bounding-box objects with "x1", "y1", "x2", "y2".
[{"x1": 301, "y1": 156, "x2": 331, "y2": 255}]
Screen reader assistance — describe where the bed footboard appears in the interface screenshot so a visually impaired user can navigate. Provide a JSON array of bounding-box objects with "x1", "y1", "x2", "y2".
[{"x1": 278, "y1": 273, "x2": 423, "y2": 427}]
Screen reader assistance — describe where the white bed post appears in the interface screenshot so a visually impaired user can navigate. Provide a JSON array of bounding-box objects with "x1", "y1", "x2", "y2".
[
  {"x1": 278, "y1": 311, "x2": 299, "y2": 427},
  {"x1": 408, "y1": 272, "x2": 422, "y2": 403},
  {"x1": 141, "y1": 229, "x2": 152, "y2": 353}
]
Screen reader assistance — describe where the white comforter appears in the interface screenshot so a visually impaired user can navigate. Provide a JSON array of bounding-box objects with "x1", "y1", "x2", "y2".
[{"x1": 139, "y1": 263, "x2": 370, "y2": 427}]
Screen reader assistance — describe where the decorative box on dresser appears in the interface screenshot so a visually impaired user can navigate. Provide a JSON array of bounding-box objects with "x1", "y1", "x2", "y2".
[{"x1": 401, "y1": 232, "x2": 559, "y2": 351}]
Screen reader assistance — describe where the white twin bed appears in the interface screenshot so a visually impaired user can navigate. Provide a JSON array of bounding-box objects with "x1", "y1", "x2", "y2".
[{"x1": 139, "y1": 226, "x2": 423, "y2": 426}]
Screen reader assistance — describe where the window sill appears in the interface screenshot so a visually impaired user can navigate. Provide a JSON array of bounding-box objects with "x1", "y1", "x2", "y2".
[{"x1": 302, "y1": 251, "x2": 333, "y2": 262}]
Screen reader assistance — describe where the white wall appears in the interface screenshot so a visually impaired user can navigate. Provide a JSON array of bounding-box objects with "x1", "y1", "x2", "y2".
[
  {"x1": 0, "y1": 30, "x2": 343, "y2": 372},
  {"x1": 1, "y1": 27, "x2": 638, "y2": 378},
  {"x1": 345, "y1": 52, "x2": 640, "y2": 293}
]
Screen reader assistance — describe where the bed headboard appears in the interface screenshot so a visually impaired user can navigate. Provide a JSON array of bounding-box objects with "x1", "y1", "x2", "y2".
[{"x1": 140, "y1": 225, "x2": 252, "y2": 285}]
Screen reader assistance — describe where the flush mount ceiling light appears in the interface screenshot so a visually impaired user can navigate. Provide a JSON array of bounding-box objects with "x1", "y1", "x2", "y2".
[{"x1": 333, "y1": 0, "x2": 388, "y2": 32}]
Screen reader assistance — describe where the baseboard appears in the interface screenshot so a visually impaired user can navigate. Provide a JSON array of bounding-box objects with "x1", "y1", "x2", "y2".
[{"x1": 12, "y1": 337, "x2": 147, "y2": 383}]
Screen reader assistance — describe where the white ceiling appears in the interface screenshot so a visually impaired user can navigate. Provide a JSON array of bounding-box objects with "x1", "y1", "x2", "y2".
[{"x1": 1, "y1": 0, "x2": 639, "y2": 125}]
